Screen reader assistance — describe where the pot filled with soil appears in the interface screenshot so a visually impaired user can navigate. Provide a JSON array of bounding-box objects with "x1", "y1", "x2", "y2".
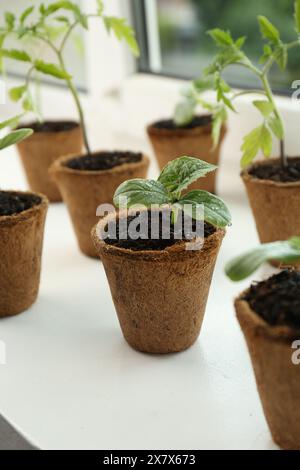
[
  {"x1": 17, "y1": 120, "x2": 83, "y2": 202},
  {"x1": 147, "y1": 115, "x2": 226, "y2": 194},
  {"x1": 50, "y1": 151, "x2": 150, "y2": 258},
  {"x1": 93, "y1": 209, "x2": 225, "y2": 353},
  {"x1": 235, "y1": 270, "x2": 300, "y2": 450},
  {"x1": 0, "y1": 190, "x2": 48, "y2": 317},
  {"x1": 242, "y1": 158, "x2": 300, "y2": 253},
  {"x1": 92, "y1": 156, "x2": 231, "y2": 353}
]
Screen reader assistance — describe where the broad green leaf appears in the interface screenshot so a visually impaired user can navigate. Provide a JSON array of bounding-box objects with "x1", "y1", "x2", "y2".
[
  {"x1": 225, "y1": 238, "x2": 300, "y2": 281},
  {"x1": 104, "y1": 16, "x2": 140, "y2": 57},
  {"x1": 0, "y1": 129, "x2": 33, "y2": 151},
  {"x1": 114, "y1": 179, "x2": 169, "y2": 208},
  {"x1": 207, "y1": 29, "x2": 233, "y2": 46},
  {"x1": 258, "y1": 15, "x2": 280, "y2": 44},
  {"x1": 20, "y1": 6, "x2": 34, "y2": 25},
  {"x1": 253, "y1": 100, "x2": 274, "y2": 118},
  {"x1": 9, "y1": 85, "x2": 26, "y2": 102},
  {"x1": 5, "y1": 12, "x2": 15, "y2": 30},
  {"x1": 241, "y1": 124, "x2": 272, "y2": 168},
  {"x1": 176, "y1": 190, "x2": 231, "y2": 228},
  {"x1": 174, "y1": 99, "x2": 196, "y2": 127},
  {"x1": 43, "y1": 1, "x2": 88, "y2": 29},
  {"x1": 0, "y1": 114, "x2": 23, "y2": 130},
  {"x1": 1, "y1": 49, "x2": 31, "y2": 62},
  {"x1": 34, "y1": 60, "x2": 71, "y2": 79},
  {"x1": 274, "y1": 44, "x2": 288, "y2": 70},
  {"x1": 158, "y1": 156, "x2": 217, "y2": 195},
  {"x1": 268, "y1": 115, "x2": 284, "y2": 140},
  {"x1": 295, "y1": 0, "x2": 300, "y2": 33}
]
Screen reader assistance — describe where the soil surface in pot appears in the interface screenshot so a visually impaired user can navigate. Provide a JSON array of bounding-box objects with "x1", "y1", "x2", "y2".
[
  {"x1": 152, "y1": 115, "x2": 212, "y2": 131},
  {"x1": 66, "y1": 151, "x2": 142, "y2": 171},
  {"x1": 22, "y1": 120, "x2": 78, "y2": 133},
  {"x1": 0, "y1": 191, "x2": 41, "y2": 216},
  {"x1": 249, "y1": 158, "x2": 300, "y2": 183},
  {"x1": 243, "y1": 270, "x2": 300, "y2": 329},
  {"x1": 103, "y1": 211, "x2": 216, "y2": 251}
]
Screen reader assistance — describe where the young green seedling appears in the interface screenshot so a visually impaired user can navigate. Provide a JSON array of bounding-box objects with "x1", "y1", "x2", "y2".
[
  {"x1": 0, "y1": 0, "x2": 139, "y2": 155},
  {"x1": 113, "y1": 156, "x2": 232, "y2": 229},
  {"x1": 177, "y1": 0, "x2": 300, "y2": 168},
  {"x1": 0, "y1": 115, "x2": 33, "y2": 151},
  {"x1": 225, "y1": 237, "x2": 300, "y2": 281}
]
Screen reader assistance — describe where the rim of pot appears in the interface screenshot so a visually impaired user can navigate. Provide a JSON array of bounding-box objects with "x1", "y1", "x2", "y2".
[
  {"x1": 0, "y1": 190, "x2": 49, "y2": 227},
  {"x1": 241, "y1": 157, "x2": 300, "y2": 188},
  {"x1": 49, "y1": 151, "x2": 150, "y2": 177},
  {"x1": 92, "y1": 208, "x2": 225, "y2": 261},
  {"x1": 147, "y1": 114, "x2": 227, "y2": 138},
  {"x1": 235, "y1": 290, "x2": 300, "y2": 342}
]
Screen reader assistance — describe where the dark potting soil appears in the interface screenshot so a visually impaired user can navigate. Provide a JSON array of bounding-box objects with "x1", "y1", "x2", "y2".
[
  {"x1": 23, "y1": 120, "x2": 78, "y2": 133},
  {"x1": 152, "y1": 115, "x2": 212, "y2": 131},
  {"x1": 66, "y1": 151, "x2": 142, "y2": 171},
  {"x1": 104, "y1": 211, "x2": 216, "y2": 251},
  {"x1": 0, "y1": 191, "x2": 41, "y2": 217},
  {"x1": 243, "y1": 270, "x2": 300, "y2": 330},
  {"x1": 249, "y1": 158, "x2": 300, "y2": 183}
]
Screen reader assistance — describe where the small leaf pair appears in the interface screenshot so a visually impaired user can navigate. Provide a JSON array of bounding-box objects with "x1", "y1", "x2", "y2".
[
  {"x1": 114, "y1": 157, "x2": 231, "y2": 229},
  {"x1": 0, "y1": 116, "x2": 32, "y2": 151}
]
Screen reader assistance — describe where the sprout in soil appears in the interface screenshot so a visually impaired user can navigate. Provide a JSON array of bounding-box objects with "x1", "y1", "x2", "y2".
[
  {"x1": 225, "y1": 237, "x2": 300, "y2": 281},
  {"x1": 113, "y1": 156, "x2": 232, "y2": 229},
  {"x1": 175, "y1": 0, "x2": 300, "y2": 169},
  {"x1": 0, "y1": 115, "x2": 33, "y2": 151},
  {"x1": 0, "y1": 0, "x2": 139, "y2": 155}
]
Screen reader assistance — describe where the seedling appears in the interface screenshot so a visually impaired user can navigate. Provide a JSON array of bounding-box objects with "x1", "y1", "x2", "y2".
[
  {"x1": 225, "y1": 237, "x2": 300, "y2": 281},
  {"x1": 176, "y1": 0, "x2": 300, "y2": 168},
  {"x1": 0, "y1": 0, "x2": 139, "y2": 154},
  {"x1": 0, "y1": 115, "x2": 32, "y2": 151},
  {"x1": 114, "y1": 156, "x2": 231, "y2": 229}
]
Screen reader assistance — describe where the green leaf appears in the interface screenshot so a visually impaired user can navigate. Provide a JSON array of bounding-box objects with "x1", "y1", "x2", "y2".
[
  {"x1": 259, "y1": 44, "x2": 273, "y2": 64},
  {"x1": 207, "y1": 29, "x2": 233, "y2": 46},
  {"x1": 176, "y1": 190, "x2": 231, "y2": 228},
  {"x1": 55, "y1": 15, "x2": 71, "y2": 24},
  {"x1": 274, "y1": 44, "x2": 288, "y2": 70},
  {"x1": 295, "y1": 0, "x2": 300, "y2": 33},
  {"x1": 9, "y1": 85, "x2": 26, "y2": 102},
  {"x1": 104, "y1": 16, "x2": 140, "y2": 57},
  {"x1": 22, "y1": 94, "x2": 34, "y2": 112},
  {"x1": 258, "y1": 15, "x2": 280, "y2": 44},
  {"x1": 193, "y1": 77, "x2": 214, "y2": 93},
  {"x1": 268, "y1": 115, "x2": 284, "y2": 140},
  {"x1": 34, "y1": 60, "x2": 71, "y2": 79},
  {"x1": 212, "y1": 107, "x2": 227, "y2": 148},
  {"x1": 158, "y1": 156, "x2": 217, "y2": 195},
  {"x1": 20, "y1": 6, "x2": 34, "y2": 25},
  {"x1": 241, "y1": 124, "x2": 272, "y2": 168},
  {"x1": 0, "y1": 114, "x2": 23, "y2": 130},
  {"x1": 96, "y1": 0, "x2": 104, "y2": 15},
  {"x1": 235, "y1": 36, "x2": 246, "y2": 49},
  {"x1": 174, "y1": 99, "x2": 196, "y2": 127},
  {"x1": 5, "y1": 12, "x2": 15, "y2": 30},
  {"x1": 43, "y1": 1, "x2": 88, "y2": 29},
  {"x1": 225, "y1": 238, "x2": 300, "y2": 282},
  {"x1": 0, "y1": 49, "x2": 31, "y2": 62},
  {"x1": 113, "y1": 179, "x2": 169, "y2": 208},
  {"x1": 253, "y1": 100, "x2": 274, "y2": 118},
  {"x1": 0, "y1": 129, "x2": 33, "y2": 151}
]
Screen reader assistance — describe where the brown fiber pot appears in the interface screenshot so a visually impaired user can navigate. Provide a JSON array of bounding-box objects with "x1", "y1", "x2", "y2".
[
  {"x1": 147, "y1": 117, "x2": 226, "y2": 193},
  {"x1": 235, "y1": 294, "x2": 300, "y2": 450},
  {"x1": 17, "y1": 121, "x2": 83, "y2": 202},
  {"x1": 50, "y1": 153, "x2": 150, "y2": 258},
  {"x1": 92, "y1": 211, "x2": 225, "y2": 354},
  {"x1": 0, "y1": 191, "x2": 48, "y2": 318}
]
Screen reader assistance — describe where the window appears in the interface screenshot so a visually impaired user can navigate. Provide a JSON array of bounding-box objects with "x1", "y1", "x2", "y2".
[
  {"x1": 133, "y1": 0, "x2": 299, "y2": 94},
  {"x1": 0, "y1": 0, "x2": 86, "y2": 90}
]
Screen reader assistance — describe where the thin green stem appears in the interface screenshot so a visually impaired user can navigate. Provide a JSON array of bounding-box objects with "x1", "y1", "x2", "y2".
[{"x1": 232, "y1": 89, "x2": 266, "y2": 101}]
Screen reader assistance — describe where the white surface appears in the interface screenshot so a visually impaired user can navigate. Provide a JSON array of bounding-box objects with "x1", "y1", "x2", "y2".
[{"x1": 0, "y1": 130, "x2": 280, "y2": 451}]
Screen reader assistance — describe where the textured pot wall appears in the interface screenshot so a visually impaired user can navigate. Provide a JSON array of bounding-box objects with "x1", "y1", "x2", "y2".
[
  {"x1": 236, "y1": 298, "x2": 300, "y2": 450},
  {"x1": 0, "y1": 194, "x2": 48, "y2": 317},
  {"x1": 147, "y1": 122, "x2": 226, "y2": 194},
  {"x1": 17, "y1": 124, "x2": 83, "y2": 202},
  {"x1": 93, "y1": 221, "x2": 224, "y2": 353},
  {"x1": 51, "y1": 155, "x2": 150, "y2": 258}
]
